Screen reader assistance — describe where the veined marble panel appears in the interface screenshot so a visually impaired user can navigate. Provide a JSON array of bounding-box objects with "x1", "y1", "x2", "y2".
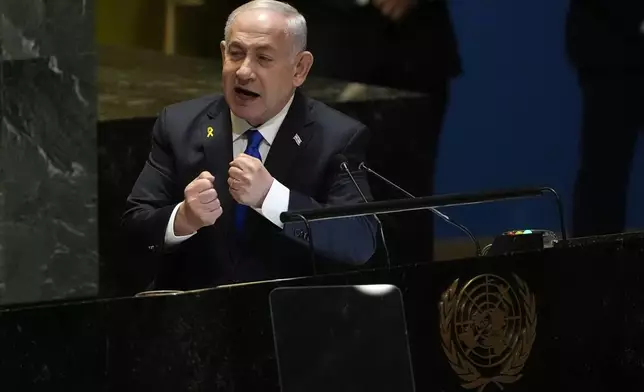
[{"x1": 0, "y1": 0, "x2": 97, "y2": 305}]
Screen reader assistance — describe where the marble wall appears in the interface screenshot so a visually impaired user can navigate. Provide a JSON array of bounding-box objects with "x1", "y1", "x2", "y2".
[{"x1": 0, "y1": 0, "x2": 97, "y2": 305}]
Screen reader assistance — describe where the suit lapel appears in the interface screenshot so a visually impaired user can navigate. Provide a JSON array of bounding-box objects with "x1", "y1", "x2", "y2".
[
  {"x1": 201, "y1": 99, "x2": 234, "y2": 226},
  {"x1": 264, "y1": 91, "x2": 315, "y2": 184}
]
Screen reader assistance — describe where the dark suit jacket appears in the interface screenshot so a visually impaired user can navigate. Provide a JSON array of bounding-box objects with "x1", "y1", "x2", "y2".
[
  {"x1": 566, "y1": 0, "x2": 644, "y2": 70},
  {"x1": 121, "y1": 91, "x2": 377, "y2": 290}
]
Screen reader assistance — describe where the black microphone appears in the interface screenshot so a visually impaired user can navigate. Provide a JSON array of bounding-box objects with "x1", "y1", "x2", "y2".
[
  {"x1": 333, "y1": 154, "x2": 391, "y2": 268},
  {"x1": 358, "y1": 162, "x2": 482, "y2": 256}
]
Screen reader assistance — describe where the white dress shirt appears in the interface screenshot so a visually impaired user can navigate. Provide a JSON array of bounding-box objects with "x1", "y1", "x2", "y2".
[{"x1": 164, "y1": 95, "x2": 294, "y2": 245}]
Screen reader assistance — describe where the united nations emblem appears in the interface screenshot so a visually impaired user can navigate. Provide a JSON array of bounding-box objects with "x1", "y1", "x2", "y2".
[{"x1": 439, "y1": 274, "x2": 537, "y2": 391}]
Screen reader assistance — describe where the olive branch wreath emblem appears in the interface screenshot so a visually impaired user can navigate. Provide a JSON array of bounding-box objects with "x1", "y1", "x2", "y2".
[{"x1": 439, "y1": 274, "x2": 537, "y2": 392}]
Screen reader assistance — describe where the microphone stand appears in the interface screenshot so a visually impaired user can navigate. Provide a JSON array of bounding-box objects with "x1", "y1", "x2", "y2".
[
  {"x1": 360, "y1": 163, "x2": 481, "y2": 256},
  {"x1": 340, "y1": 162, "x2": 391, "y2": 268}
]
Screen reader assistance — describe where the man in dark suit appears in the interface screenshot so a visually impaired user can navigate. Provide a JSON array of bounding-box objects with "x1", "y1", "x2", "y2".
[
  {"x1": 567, "y1": 0, "x2": 644, "y2": 237},
  {"x1": 121, "y1": 0, "x2": 377, "y2": 290}
]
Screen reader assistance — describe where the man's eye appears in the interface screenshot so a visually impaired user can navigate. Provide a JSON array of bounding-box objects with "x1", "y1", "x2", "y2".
[{"x1": 258, "y1": 56, "x2": 272, "y2": 62}]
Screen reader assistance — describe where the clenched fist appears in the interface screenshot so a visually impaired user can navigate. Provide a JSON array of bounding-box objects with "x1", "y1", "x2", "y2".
[
  {"x1": 174, "y1": 171, "x2": 222, "y2": 235},
  {"x1": 228, "y1": 153, "x2": 274, "y2": 208}
]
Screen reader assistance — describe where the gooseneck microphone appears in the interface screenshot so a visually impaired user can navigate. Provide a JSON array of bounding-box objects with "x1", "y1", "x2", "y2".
[
  {"x1": 334, "y1": 155, "x2": 391, "y2": 267},
  {"x1": 358, "y1": 162, "x2": 482, "y2": 256}
]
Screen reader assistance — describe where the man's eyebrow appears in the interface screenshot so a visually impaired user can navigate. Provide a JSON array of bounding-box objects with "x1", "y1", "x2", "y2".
[
  {"x1": 254, "y1": 44, "x2": 277, "y2": 52},
  {"x1": 227, "y1": 41, "x2": 277, "y2": 53}
]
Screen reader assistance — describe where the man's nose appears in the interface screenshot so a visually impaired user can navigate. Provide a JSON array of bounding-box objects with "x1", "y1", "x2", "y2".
[{"x1": 236, "y1": 58, "x2": 255, "y2": 81}]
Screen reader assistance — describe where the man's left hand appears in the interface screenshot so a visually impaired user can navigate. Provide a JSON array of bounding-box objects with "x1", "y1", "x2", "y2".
[
  {"x1": 228, "y1": 153, "x2": 274, "y2": 208},
  {"x1": 372, "y1": 0, "x2": 417, "y2": 21}
]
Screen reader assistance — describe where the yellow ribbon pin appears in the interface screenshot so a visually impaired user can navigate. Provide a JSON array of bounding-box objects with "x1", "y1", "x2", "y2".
[{"x1": 207, "y1": 126, "x2": 214, "y2": 138}]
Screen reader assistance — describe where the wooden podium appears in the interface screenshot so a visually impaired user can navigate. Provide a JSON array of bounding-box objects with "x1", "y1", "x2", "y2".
[{"x1": 1, "y1": 232, "x2": 643, "y2": 391}]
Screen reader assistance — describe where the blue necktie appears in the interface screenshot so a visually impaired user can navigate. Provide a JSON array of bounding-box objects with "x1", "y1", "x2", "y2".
[{"x1": 235, "y1": 129, "x2": 264, "y2": 231}]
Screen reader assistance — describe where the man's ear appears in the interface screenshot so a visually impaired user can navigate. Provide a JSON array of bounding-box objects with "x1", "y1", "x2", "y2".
[
  {"x1": 220, "y1": 40, "x2": 226, "y2": 59},
  {"x1": 293, "y1": 51, "x2": 314, "y2": 87}
]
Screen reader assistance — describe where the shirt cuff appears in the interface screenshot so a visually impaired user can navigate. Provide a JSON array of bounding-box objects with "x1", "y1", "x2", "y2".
[
  {"x1": 165, "y1": 202, "x2": 196, "y2": 245},
  {"x1": 253, "y1": 179, "x2": 289, "y2": 229}
]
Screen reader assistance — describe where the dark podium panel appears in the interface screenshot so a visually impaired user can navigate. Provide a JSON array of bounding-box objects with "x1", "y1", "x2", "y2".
[
  {"x1": 0, "y1": 232, "x2": 643, "y2": 391},
  {"x1": 270, "y1": 285, "x2": 415, "y2": 392}
]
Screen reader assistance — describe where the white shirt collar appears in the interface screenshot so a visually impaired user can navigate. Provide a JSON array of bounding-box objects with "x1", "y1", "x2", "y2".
[{"x1": 230, "y1": 94, "x2": 295, "y2": 145}]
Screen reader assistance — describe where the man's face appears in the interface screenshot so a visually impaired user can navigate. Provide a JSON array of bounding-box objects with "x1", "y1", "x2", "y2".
[{"x1": 220, "y1": 9, "x2": 313, "y2": 127}]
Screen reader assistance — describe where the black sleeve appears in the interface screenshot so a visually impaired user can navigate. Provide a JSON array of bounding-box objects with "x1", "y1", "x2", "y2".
[{"x1": 121, "y1": 108, "x2": 183, "y2": 253}]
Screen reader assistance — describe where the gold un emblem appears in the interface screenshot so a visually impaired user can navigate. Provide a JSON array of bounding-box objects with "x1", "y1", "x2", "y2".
[{"x1": 439, "y1": 274, "x2": 537, "y2": 392}]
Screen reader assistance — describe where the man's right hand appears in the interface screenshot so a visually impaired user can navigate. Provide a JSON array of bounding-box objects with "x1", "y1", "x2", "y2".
[{"x1": 174, "y1": 171, "x2": 222, "y2": 236}]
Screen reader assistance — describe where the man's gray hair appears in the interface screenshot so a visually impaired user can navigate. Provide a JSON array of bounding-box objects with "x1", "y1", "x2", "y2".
[{"x1": 224, "y1": 0, "x2": 307, "y2": 53}]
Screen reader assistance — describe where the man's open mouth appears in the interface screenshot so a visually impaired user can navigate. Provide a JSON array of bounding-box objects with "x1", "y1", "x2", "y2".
[{"x1": 234, "y1": 87, "x2": 260, "y2": 98}]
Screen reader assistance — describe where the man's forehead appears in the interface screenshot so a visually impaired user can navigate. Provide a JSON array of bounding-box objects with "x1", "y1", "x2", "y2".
[{"x1": 231, "y1": 9, "x2": 289, "y2": 38}]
